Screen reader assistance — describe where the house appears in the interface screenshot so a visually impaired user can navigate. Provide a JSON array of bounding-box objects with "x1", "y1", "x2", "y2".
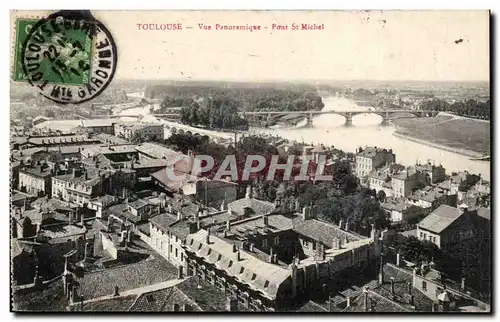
[
  {"x1": 380, "y1": 200, "x2": 426, "y2": 224},
  {"x1": 355, "y1": 146, "x2": 396, "y2": 178},
  {"x1": 227, "y1": 186, "x2": 275, "y2": 219},
  {"x1": 114, "y1": 122, "x2": 164, "y2": 142},
  {"x1": 407, "y1": 185, "x2": 454, "y2": 210},
  {"x1": 18, "y1": 164, "x2": 53, "y2": 197},
  {"x1": 195, "y1": 179, "x2": 238, "y2": 208},
  {"x1": 415, "y1": 162, "x2": 446, "y2": 184},
  {"x1": 80, "y1": 119, "x2": 115, "y2": 135},
  {"x1": 416, "y1": 204, "x2": 488, "y2": 251},
  {"x1": 88, "y1": 195, "x2": 118, "y2": 218},
  {"x1": 391, "y1": 167, "x2": 427, "y2": 199},
  {"x1": 135, "y1": 142, "x2": 183, "y2": 162},
  {"x1": 27, "y1": 135, "x2": 101, "y2": 148},
  {"x1": 51, "y1": 168, "x2": 106, "y2": 206}
]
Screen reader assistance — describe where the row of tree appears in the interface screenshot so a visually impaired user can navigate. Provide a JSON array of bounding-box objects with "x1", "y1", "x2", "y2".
[{"x1": 420, "y1": 98, "x2": 490, "y2": 120}]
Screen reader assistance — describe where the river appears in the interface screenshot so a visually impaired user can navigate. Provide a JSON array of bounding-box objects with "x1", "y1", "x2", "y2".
[{"x1": 251, "y1": 96, "x2": 490, "y2": 180}]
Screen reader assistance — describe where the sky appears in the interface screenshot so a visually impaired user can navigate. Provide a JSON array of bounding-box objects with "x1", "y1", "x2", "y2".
[{"x1": 12, "y1": 10, "x2": 490, "y2": 82}]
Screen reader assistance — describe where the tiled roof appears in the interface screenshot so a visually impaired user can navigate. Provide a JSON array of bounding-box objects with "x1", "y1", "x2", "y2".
[
  {"x1": 129, "y1": 287, "x2": 196, "y2": 312},
  {"x1": 185, "y1": 229, "x2": 291, "y2": 300},
  {"x1": 151, "y1": 169, "x2": 198, "y2": 192},
  {"x1": 79, "y1": 255, "x2": 178, "y2": 300},
  {"x1": 81, "y1": 144, "x2": 138, "y2": 157},
  {"x1": 81, "y1": 119, "x2": 114, "y2": 127},
  {"x1": 21, "y1": 165, "x2": 52, "y2": 178},
  {"x1": 417, "y1": 205, "x2": 462, "y2": 233},
  {"x1": 292, "y1": 218, "x2": 361, "y2": 248},
  {"x1": 174, "y1": 277, "x2": 227, "y2": 311},
  {"x1": 228, "y1": 197, "x2": 275, "y2": 217},
  {"x1": 228, "y1": 213, "x2": 295, "y2": 236},
  {"x1": 477, "y1": 207, "x2": 490, "y2": 221},
  {"x1": 95, "y1": 133, "x2": 131, "y2": 145},
  {"x1": 135, "y1": 143, "x2": 182, "y2": 161},
  {"x1": 380, "y1": 201, "x2": 413, "y2": 212},
  {"x1": 356, "y1": 147, "x2": 393, "y2": 159},
  {"x1": 150, "y1": 213, "x2": 179, "y2": 231},
  {"x1": 296, "y1": 300, "x2": 329, "y2": 312},
  {"x1": 28, "y1": 135, "x2": 97, "y2": 146},
  {"x1": 73, "y1": 295, "x2": 137, "y2": 312},
  {"x1": 344, "y1": 290, "x2": 411, "y2": 312}
]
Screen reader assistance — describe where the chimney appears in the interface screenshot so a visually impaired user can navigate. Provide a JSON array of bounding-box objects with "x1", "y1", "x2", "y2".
[
  {"x1": 345, "y1": 220, "x2": 349, "y2": 231},
  {"x1": 363, "y1": 289, "x2": 369, "y2": 312},
  {"x1": 72, "y1": 168, "x2": 77, "y2": 178},
  {"x1": 226, "y1": 297, "x2": 238, "y2": 312},
  {"x1": 461, "y1": 277, "x2": 466, "y2": 290},
  {"x1": 346, "y1": 296, "x2": 351, "y2": 308},
  {"x1": 390, "y1": 277, "x2": 395, "y2": 294},
  {"x1": 262, "y1": 212, "x2": 269, "y2": 226},
  {"x1": 332, "y1": 236, "x2": 339, "y2": 250},
  {"x1": 273, "y1": 254, "x2": 277, "y2": 264},
  {"x1": 249, "y1": 243, "x2": 255, "y2": 252},
  {"x1": 178, "y1": 266, "x2": 184, "y2": 279},
  {"x1": 236, "y1": 250, "x2": 241, "y2": 261},
  {"x1": 206, "y1": 228, "x2": 211, "y2": 244},
  {"x1": 412, "y1": 268, "x2": 417, "y2": 287},
  {"x1": 80, "y1": 213, "x2": 85, "y2": 227},
  {"x1": 407, "y1": 282, "x2": 412, "y2": 295},
  {"x1": 338, "y1": 235, "x2": 343, "y2": 249},
  {"x1": 396, "y1": 253, "x2": 401, "y2": 266},
  {"x1": 232, "y1": 243, "x2": 237, "y2": 253},
  {"x1": 177, "y1": 210, "x2": 183, "y2": 221},
  {"x1": 339, "y1": 219, "x2": 343, "y2": 230},
  {"x1": 120, "y1": 230, "x2": 127, "y2": 244},
  {"x1": 269, "y1": 248, "x2": 274, "y2": 263}
]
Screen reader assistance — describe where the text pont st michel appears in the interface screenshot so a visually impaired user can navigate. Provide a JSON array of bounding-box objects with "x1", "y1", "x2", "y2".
[{"x1": 272, "y1": 23, "x2": 325, "y2": 30}]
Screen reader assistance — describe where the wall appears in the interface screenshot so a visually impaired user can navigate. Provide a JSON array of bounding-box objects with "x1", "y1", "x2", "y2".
[{"x1": 101, "y1": 232, "x2": 118, "y2": 260}]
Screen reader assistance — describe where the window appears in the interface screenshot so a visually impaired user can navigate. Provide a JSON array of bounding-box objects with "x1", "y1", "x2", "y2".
[
  {"x1": 422, "y1": 281, "x2": 427, "y2": 291},
  {"x1": 262, "y1": 239, "x2": 268, "y2": 248},
  {"x1": 170, "y1": 244, "x2": 173, "y2": 253},
  {"x1": 302, "y1": 239, "x2": 308, "y2": 248},
  {"x1": 273, "y1": 236, "x2": 279, "y2": 244},
  {"x1": 181, "y1": 253, "x2": 184, "y2": 262}
]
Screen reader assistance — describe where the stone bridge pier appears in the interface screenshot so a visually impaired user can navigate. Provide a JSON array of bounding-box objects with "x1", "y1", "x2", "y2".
[
  {"x1": 344, "y1": 112, "x2": 353, "y2": 127},
  {"x1": 304, "y1": 112, "x2": 314, "y2": 128},
  {"x1": 381, "y1": 111, "x2": 391, "y2": 126}
]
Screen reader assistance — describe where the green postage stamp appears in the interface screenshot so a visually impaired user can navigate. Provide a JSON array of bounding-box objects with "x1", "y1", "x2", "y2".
[{"x1": 13, "y1": 17, "x2": 93, "y2": 86}]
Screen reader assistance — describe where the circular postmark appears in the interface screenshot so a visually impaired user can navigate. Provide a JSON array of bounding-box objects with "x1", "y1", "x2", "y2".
[{"x1": 20, "y1": 11, "x2": 117, "y2": 104}]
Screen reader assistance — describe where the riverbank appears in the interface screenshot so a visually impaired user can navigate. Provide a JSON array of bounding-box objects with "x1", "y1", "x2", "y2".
[
  {"x1": 392, "y1": 114, "x2": 490, "y2": 156},
  {"x1": 392, "y1": 132, "x2": 484, "y2": 159}
]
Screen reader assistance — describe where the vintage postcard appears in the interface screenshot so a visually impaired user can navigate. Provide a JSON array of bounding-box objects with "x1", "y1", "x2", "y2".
[{"x1": 9, "y1": 10, "x2": 491, "y2": 313}]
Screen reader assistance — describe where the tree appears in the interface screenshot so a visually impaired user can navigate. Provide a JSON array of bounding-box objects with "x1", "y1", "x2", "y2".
[
  {"x1": 377, "y1": 190, "x2": 386, "y2": 203},
  {"x1": 394, "y1": 236, "x2": 443, "y2": 264}
]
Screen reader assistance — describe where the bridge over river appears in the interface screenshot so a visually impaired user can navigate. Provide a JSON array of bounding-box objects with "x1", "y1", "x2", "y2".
[
  {"x1": 239, "y1": 109, "x2": 440, "y2": 127},
  {"x1": 80, "y1": 109, "x2": 439, "y2": 127}
]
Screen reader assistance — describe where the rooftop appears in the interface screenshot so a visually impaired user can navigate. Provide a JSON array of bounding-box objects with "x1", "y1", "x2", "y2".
[
  {"x1": 356, "y1": 146, "x2": 393, "y2": 159},
  {"x1": 228, "y1": 197, "x2": 275, "y2": 217},
  {"x1": 135, "y1": 142, "x2": 182, "y2": 161},
  {"x1": 417, "y1": 205, "x2": 462, "y2": 233},
  {"x1": 186, "y1": 229, "x2": 291, "y2": 300},
  {"x1": 80, "y1": 255, "x2": 178, "y2": 300},
  {"x1": 81, "y1": 119, "x2": 114, "y2": 127},
  {"x1": 292, "y1": 218, "x2": 362, "y2": 248}
]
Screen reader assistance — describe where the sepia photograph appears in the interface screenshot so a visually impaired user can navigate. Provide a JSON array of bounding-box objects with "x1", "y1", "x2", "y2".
[{"x1": 9, "y1": 9, "x2": 491, "y2": 313}]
